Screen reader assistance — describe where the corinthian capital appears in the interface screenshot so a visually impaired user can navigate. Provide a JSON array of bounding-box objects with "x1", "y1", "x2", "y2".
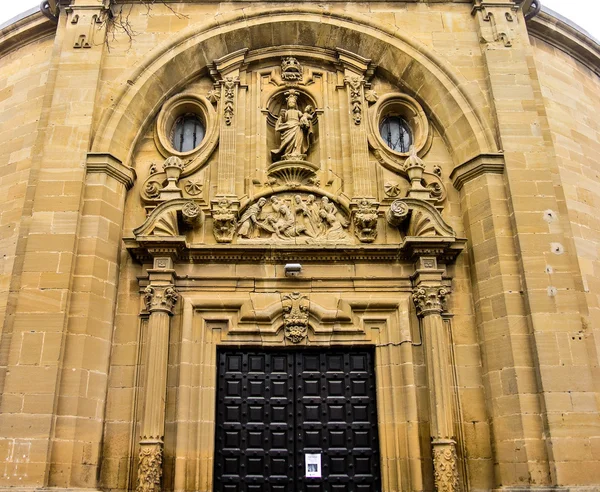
[
  {"x1": 412, "y1": 286, "x2": 448, "y2": 317},
  {"x1": 143, "y1": 285, "x2": 179, "y2": 314}
]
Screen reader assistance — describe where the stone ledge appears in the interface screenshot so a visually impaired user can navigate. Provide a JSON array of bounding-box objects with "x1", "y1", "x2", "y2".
[
  {"x1": 86, "y1": 152, "x2": 136, "y2": 189},
  {"x1": 450, "y1": 152, "x2": 505, "y2": 191}
]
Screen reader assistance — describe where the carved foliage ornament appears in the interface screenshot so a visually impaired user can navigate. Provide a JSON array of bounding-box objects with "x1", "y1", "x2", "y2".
[
  {"x1": 432, "y1": 442, "x2": 460, "y2": 492},
  {"x1": 136, "y1": 444, "x2": 162, "y2": 492},
  {"x1": 143, "y1": 285, "x2": 179, "y2": 314},
  {"x1": 282, "y1": 292, "x2": 309, "y2": 343},
  {"x1": 223, "y1": 76, "x2": 239, "y2": 126},
  {"x1": 344, "y1": 76, "x2": 364, "y2": 125},
  {"x1": 212, "y1": 199, "x2": 238, "y2": 243},
  {"x1": 412, "y1": 286, "x2": 448, "y2": 317}
]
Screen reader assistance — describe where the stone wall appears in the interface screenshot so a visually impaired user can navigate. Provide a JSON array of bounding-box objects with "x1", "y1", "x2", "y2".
[{"x1": 0, "y1": 2, "x2": 599, "y2": 491}]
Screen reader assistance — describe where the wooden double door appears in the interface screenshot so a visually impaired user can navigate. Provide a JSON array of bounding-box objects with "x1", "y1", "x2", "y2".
[{"x1": 214, "y1": 349, "x2": 381, "y2": 491}]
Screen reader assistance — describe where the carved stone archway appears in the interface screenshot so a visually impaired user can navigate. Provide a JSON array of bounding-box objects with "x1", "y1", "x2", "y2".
[{"x1": 91, "y1": 8, "x2": 497, "y2": 171}]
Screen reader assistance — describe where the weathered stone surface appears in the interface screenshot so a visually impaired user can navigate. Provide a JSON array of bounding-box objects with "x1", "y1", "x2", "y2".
[{"x1": 0, "y1": 1, "x2": 599, "y2": 491}]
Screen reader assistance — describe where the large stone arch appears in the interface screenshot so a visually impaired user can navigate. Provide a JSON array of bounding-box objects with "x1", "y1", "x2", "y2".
[{"x1": 91, "y1": 7, "x2": 498, "y2": 169}]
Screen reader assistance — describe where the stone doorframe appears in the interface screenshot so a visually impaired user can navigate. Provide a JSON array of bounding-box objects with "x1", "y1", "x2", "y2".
[{"x1": 129, "y1": 249, "x2": 463, "y2": 492}]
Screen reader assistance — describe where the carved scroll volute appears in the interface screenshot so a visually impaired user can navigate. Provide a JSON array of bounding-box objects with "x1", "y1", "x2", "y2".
[
  {"x1": 412, "y1": 285, "x2": 448, "y2": 317},
  {"x1": 143, "y1": 285, "x2": 179, "y2": 314}
]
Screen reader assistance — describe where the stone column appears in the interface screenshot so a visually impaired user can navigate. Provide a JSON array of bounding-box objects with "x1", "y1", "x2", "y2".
[
  {"x1": 412, "y1": 259, "x2": 459, "y2": 492},
  {"x1": 136, "y1": 257, "x2": 178, "y2": 492}
]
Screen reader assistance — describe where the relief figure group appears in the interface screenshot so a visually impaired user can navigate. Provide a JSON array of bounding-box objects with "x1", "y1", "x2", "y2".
[{"x1": 237, "y1": 194, "x2": 349, "y2": 242}]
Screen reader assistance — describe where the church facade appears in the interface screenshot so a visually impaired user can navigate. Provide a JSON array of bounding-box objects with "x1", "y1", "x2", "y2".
[{"x1": 1, "y1": 0, "x2": 600, "y2": 490}]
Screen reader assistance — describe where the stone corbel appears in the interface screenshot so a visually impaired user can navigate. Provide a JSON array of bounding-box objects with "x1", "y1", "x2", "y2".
[
  {"x1": 411, "y1": 258, "x2": 460, "y2": 492},
  {"x1": 282, "y1": 292, "x2": 310, "y2": 343},
  {"x1": 210, "y1": 197, "x2": 240, "y2": 243},
  {"x1": 350, "y1": 198, "x2": 380, "y2": 243},
  {"x1": 86, "y1": 152, "x2": 136, "y2": 189}
]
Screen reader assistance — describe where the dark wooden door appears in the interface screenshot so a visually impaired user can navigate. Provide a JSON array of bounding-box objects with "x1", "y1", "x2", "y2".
[{"x1": 214, "y1": 349, "x2": 380, "y2": 492}]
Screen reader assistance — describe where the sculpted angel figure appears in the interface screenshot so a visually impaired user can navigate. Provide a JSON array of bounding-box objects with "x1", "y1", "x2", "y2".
[
  {"x1": 237, "y1": 197, "x2": 267, "y2": 238},
  {"x1": 271, "y1": 90, "x2": 315, "y2": 161}
]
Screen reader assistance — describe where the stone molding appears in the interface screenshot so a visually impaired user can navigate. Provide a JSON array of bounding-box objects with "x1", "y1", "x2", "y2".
[
  {"x1": 86, "y1": 152, "x2": 136, "y2": 189},
  {"x1": 449, "y1": 152, "x2": 505, "y2": 190},
  {"x1": 529, "y1": 9, "x2": 600, "y2": 77},
  {"x1": 0, "y1": 10, "x2": 55, "y2": 58}
]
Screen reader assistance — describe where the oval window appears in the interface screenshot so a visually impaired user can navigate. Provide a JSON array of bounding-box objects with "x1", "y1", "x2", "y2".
[
  {"x1": 171, "y1": 114, "x2": 205, "y2": 153},
  {"x1": 379, "y1": 116, "x2": 412, "y2": 153}
]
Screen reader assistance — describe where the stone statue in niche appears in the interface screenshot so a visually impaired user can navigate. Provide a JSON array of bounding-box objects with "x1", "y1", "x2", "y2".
[
  {"x1": 236, "y1": 193, "x2": 350, "y2": 243},
  {"x1": 271, "y1": 89, "x2": 315, "y2": 162}
]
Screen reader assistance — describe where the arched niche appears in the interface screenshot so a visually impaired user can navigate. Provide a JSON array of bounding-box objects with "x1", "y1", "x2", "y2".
[{"x1": 91, "y1": 7, "x2": 497, "y2": 172}]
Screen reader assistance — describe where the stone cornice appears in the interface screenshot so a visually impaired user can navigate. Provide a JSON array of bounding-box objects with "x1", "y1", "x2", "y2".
[
  {"x1": 124, "y1": 238, "x2": 467, "y2": 265},
  {"x1": 450, "y1": 153, "x2": 505, "y2": 191},
  {"x1": 528, "y1": 8, "x2": 600, "y2": 77},
  {"x1": 86, "y1": 152, "x2": 136, "y2": 189},
  {"x1": 0, "y1": 9, "x2": 55, "y2": 58}
]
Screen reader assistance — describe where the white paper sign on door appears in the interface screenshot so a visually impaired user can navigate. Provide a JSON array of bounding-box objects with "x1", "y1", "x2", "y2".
[{"x1": 305, "y1": 453, "x2": 322, "y2": 478}]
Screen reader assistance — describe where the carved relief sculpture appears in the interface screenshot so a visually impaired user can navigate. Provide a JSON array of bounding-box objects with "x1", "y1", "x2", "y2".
[
  {"x1": 432, "y1": 441, "x2": 460, "y2": 492},
  {"x1": 237, "y1": 198, "x2": 267, "y2": 238},
  {"x1": 212, "y1": 198, "x2": 239, "y2": 243},
  {"x1": 282, "y1": 292, "x2": 310, "y2": 343},
  {"x1": 271, "y1": 89, "x2": 314, "y2": 162},
  {"x1": 281, "y1": 56, "x2": 303, "y2": 82},
  {"x1": 344, "y1": 75, "x2": 364, "y2": 125},
  {"x1": 352, "y1": 199, "x2": 380, "y2": 243},
  {"x1": 223, "y1": 76, "x2": 238, "y2": 126},
  {"x1": 136, "y1": 444, "x2": 162, "y2": 492},
  {"x1": 237, "y1": 193, "x2": 350, "y2": 243}
]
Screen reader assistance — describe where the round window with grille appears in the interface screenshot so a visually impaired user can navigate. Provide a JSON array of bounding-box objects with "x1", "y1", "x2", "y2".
[
  {"x1": 171, "y1": 114, "x2": 205, "y2": 153},
  {"x1": 379, "y1": 116, "x2": 412, "y2": 153}
]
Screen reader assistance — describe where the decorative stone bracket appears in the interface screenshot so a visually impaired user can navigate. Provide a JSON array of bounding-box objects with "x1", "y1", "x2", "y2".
[
  {"x1": 211, "y1": 197, "x2": 239, "y2": 243},
  {"x1": 133, "y1": 199, "x2": 203, "y2": 238},
  {"x1": 386, "y1": 198, "x2": 456, "y2": 238},
  {"x1": 351, "y1": 198, "x2": 380, "y2": 243}
]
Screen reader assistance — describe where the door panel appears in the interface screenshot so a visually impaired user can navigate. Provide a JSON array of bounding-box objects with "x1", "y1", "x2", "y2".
[{"x1": 214, "y1": 349, "x2": 380, "y2": 492}]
